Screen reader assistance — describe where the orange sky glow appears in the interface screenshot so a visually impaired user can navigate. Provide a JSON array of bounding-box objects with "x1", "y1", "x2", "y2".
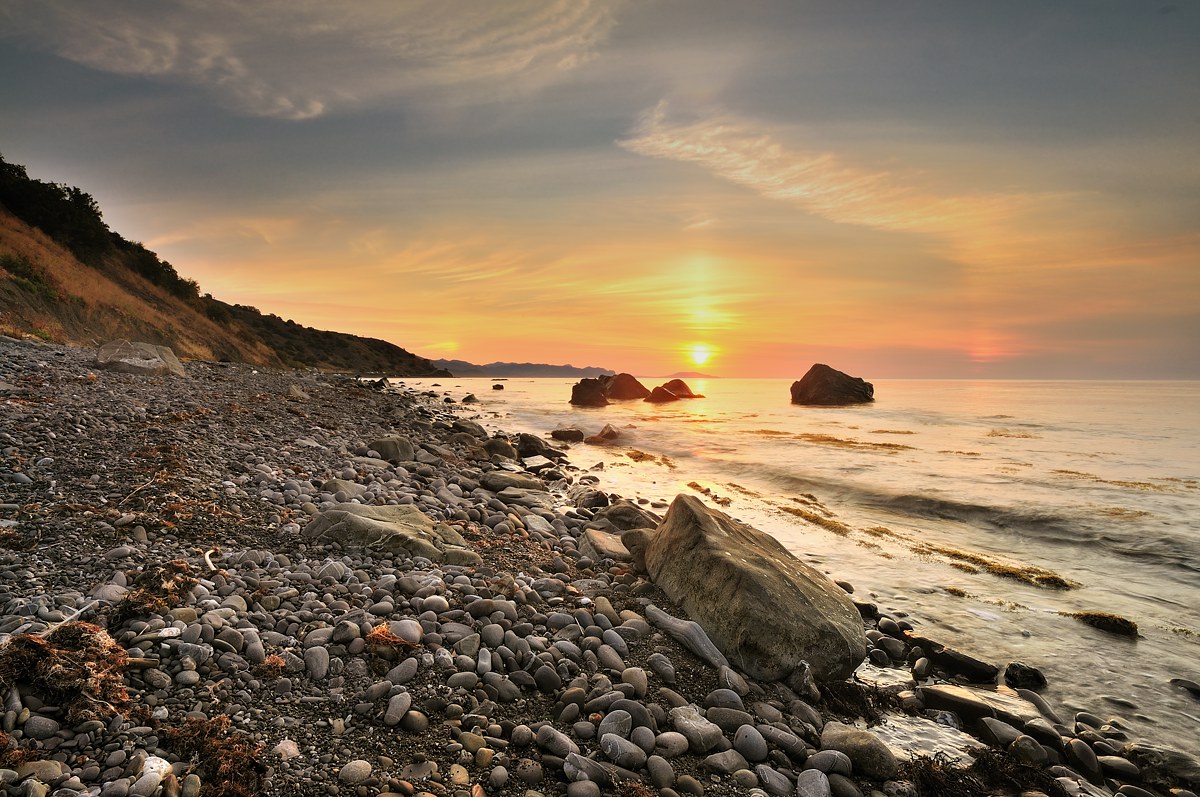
[{"x1": 2, "y1": 2, "x2": 1196, "y2": 378}]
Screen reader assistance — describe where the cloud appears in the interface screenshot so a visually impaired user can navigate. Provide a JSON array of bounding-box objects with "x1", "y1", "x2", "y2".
[
  {"x1": 619, "y1": 101, "x2": 1029, "y2": 236},
  {"x1": 0, "y1": 0, "x2": 621, "y2": 119}
]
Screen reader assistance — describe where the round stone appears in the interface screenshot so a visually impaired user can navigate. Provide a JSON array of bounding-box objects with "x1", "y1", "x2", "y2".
[
  {"x1": 339, "y1": 759, "x2": 372, "y2": 785},
  {"x1": 22, "y1": 716, "x2": 61, "y2": 741}
]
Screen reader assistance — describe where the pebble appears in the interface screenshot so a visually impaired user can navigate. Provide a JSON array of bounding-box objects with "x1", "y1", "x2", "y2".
[{"x1": 339, "y1": 760, "x2": 373, "y2": 785}]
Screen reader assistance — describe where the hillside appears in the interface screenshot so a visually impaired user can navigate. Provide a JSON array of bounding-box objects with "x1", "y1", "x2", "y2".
[
  {"x1": 0, "y1": 153, "x2": 449, "y2": 376},
  {"x1": 431, "y1": 359, "x2": 614, "y2": 378}
]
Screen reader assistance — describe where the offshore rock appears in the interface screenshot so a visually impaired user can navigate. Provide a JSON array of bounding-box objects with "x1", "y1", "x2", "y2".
[
  {"x1": 790, "y1": 363, "x2": 874, "y2": 405},
  {"x1": 302, "y1": 503, "x2": 481, "y2": 565},
  {"x1": 605, "y1": 373, "x2": 652, "y2": 400},
  {"x1": 570, "y1": 378, "x2": 609, "y2": 406},
  {"x1": 644, "y1": 386, "x2": 681, "y2": 403},
  {"x1": 644, "y1": 494, "x2": 867, "y2": 683},
  {"x1": 662, "y1": 378, "x2": 702, "y2": 398}
]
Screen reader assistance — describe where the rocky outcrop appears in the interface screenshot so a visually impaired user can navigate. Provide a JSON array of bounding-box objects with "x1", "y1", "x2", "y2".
[
  {"x1": 95, "y1": 340, "x2": 186, "y2": 377},
  {"x1": 643, "y1": 494, "x2": 867, "y2": 683},
  {"x1": 605, "y1": 373, "x2": 651, "y2": 400},
  {"x1": 662, "y1": 378, "x2": 702, "y2": 398},
  {"x1": 570, "y1": 378, "x2": 609, "y2": 407},
  {"x1": 644, "y1": 386, "x2": 681, "y2": 403},
  {"x1": 301, "y1": 503, "x2": 480, "y2": 565},
  {"x1": 584, "y1": 424, "x2": 621, "y2": 445},
  {"x1": 789, "y1": 364, "x2": 873, "y2": 405},
  {"x1": 550, "y1": 428, "x2": 585, "y2": 443}
]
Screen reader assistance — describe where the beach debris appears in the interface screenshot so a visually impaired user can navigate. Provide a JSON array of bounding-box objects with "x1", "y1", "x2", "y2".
[{"x1": 167, "y1": 715, "x2": 264, "y2": 797}]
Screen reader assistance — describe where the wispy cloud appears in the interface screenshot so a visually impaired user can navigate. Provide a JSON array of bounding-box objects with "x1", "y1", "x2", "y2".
[
  {"x1": 0, "y1": 1, "x2": 622, "y2": 119},
  {"x1": 619, "y1": 101, "x2": 1029, "y2": 235}
]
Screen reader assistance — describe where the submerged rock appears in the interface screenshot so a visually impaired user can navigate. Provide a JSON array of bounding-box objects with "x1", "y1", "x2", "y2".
[
  {"x1": 643, "y1": 494, "x2": 867, "y2": 683},
  {"x1": 790, "y1": 363, "x2": 873, "y2": 405}
]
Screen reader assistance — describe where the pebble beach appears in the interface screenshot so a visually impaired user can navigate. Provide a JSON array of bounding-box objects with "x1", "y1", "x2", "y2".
[{"x1": 0, "y1": 336, "x2": 1197, "y2": 797}]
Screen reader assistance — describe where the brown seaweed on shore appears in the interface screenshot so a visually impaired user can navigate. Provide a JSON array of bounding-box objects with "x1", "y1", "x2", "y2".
[
  {"x1": 1061, "y1": 611, "x2": 1139, "y2": 636},
  {"x1": 108, "y1": 558, "x2": 198, "y2": 628},
  {"x1": 0, "y1": 621, "x2": 129, "y2": 723},
  {"x1": 818, "y1": 680, "x2": 898, "y2": 725},
  {"x1": 166, "y1": 715, "x2": 264, "y2": 797},
  {"x1": 779, "y1": 505, "x2": 853, "y2": 536},
  {"x1": 911, "y1": 541, "x2": 1074, "y2": 589},
  {"x1": 902, "y1": 748, "x2": 1064, "y2": 797}
]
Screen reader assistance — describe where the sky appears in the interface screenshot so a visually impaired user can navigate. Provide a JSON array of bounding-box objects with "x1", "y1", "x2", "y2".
[{"x1": 1, "y1": 1, "x2": 1197, "y2": 378}]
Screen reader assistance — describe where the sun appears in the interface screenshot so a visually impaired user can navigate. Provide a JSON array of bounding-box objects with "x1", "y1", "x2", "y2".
[{"x1": 688, "y1": 343, "x2": 713, "y2": 366}]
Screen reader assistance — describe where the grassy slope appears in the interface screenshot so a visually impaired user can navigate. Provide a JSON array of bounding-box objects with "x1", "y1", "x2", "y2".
[{"x1": 0, "y1": 209, "x2": 447, "y2": 375}]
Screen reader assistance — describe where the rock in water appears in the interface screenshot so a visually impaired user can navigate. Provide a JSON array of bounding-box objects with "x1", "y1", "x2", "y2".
[
  {"x1": 789, "y1": 364, "x2": 873, "y2": 405},
  {"x1": 570, "y1": 378, "x2": 610, "y2": 406},
  {"x1": 95, "y1": 339, "x2": 186, "y2": 377},
  {"x1": 605, "y1": 373, "x2": 651, "y2": 400},
  {"x1": 303, "y1": 503, "x2": 481, "y2": 565},
  {"x1": 663, "y1": 378, "x2": 702, "y2": 398},
  {"x1": 643, "y1": 494, "x2": 867, "y2": 683},
  {"x1": 644, "y1": 386, "x2": 680, "y2": 403}
]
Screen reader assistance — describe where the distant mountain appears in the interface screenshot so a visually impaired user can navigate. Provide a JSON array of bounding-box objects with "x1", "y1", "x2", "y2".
[
  {"x1": 434, "y1": 359, "x2": 615, "y2": 378},
  {"x1": 665, "y1": 371, "x2": 719, "y2": 379},
  {"x1": 0, "y1": 153, "x2": 448, "y2": 376}
]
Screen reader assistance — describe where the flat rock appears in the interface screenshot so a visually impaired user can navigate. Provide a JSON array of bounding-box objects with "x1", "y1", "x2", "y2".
[
  {"x1": 95, "y1": 339, "x2": 185, "y2": 377},
  {"x1": 302, "y1": 503, "x2": 480, "y2": 565},
  {"x1": 580, "y1": 529, "x2": 632, "y2": 562},
  {"x1": 644, "y1": 494, "x2": 867, "y2": 683}
]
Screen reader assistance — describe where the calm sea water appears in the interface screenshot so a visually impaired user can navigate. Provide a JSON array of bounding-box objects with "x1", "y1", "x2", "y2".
[{"x1": 399, "y1": 376, "x2": 1200, "y2": 755}]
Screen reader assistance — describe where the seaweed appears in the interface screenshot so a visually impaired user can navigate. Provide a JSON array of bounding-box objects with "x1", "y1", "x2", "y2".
[
  {"x1": 901, "y1": 747, "x2": 1064, "y2": 797},
  {"x1": 108, "y1": 559, "x2": 198, "y2": 628},
  {"x1": 166, "y1": 715, "x2": 265, "y2": 797},
  {"x1": 0, "y1": 621, "x2": 129, "y2": 723},
  {"x1": 818, "y1": 680, "x2": 897, "y2": 725},
  {"x1": 365, "y1": 623, "x2": 420, "y2": 652},
  {"x1": 1061, "y1": 611, "x2": 1138, "y2": 637}
]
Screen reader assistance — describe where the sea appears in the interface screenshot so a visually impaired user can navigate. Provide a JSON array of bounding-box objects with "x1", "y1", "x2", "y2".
[{"x1": 395, "y1": 376, "x2": 1200, "y2": 756}]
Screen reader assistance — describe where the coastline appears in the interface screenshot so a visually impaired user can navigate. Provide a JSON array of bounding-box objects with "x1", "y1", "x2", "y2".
[{"x1": 0, "y1": 337, "x2": 1197, "y2": 797}]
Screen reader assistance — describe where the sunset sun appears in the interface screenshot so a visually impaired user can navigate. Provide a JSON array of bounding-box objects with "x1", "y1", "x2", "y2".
[{"x1": 688, "y1": 343, "x2": 714, "y2": 366}]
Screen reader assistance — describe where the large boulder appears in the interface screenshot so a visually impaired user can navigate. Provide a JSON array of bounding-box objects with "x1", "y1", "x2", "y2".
[
  {"x1": 643, "y1": 494, "x2": 867, "y2": 683},
  {"x1": 663, "y1": 379, "x2": 702, "y2": 398},
  {"x1": 367, "y1": 436, "x2": 416, "y2": 463},
  {"x1": 302, "y1": 503, "x2": 480, "y2": 565},
  {"x1": 644, "y1": 386, "x2": 680, "y2": 404},
  {"x1": 570, "y1": 378, "x2": 610, "y2": 407},
  {"x1": 95, "y1": 340, "x2": 185, "y2": 377},
  {"x1": 790, "y1": 364, "x2": 873, "y2": 405},
  {"x1": 605, "y1": 373, "x2": 651, "y2": 400}
]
